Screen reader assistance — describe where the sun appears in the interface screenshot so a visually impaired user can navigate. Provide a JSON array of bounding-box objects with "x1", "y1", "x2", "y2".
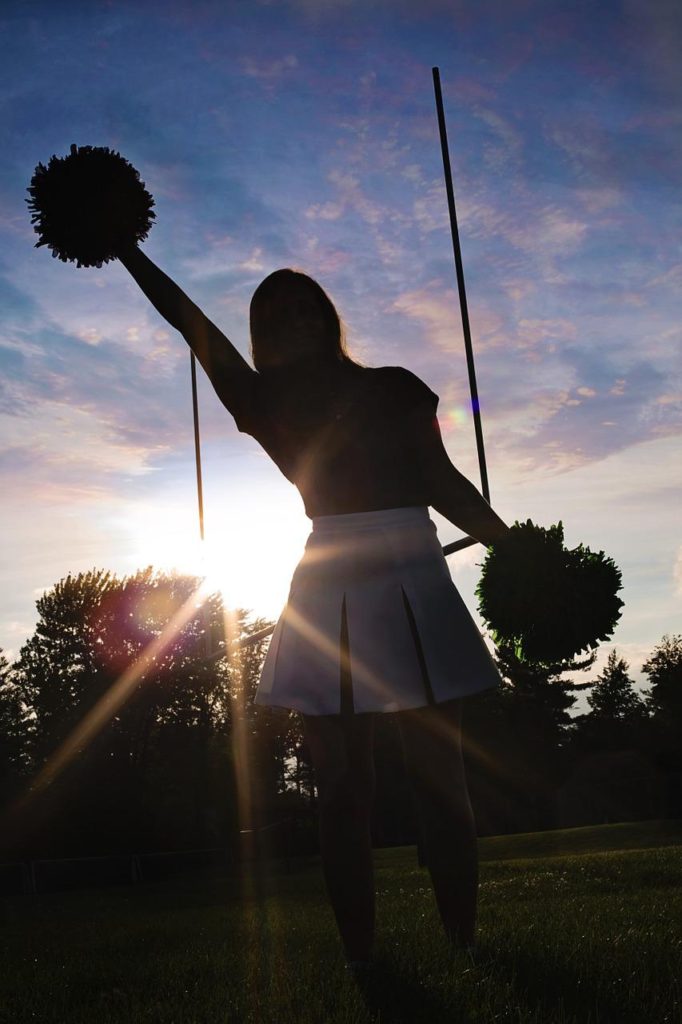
[{"x1": 121, "y1": 480, "x2": 310, "y2": 623}]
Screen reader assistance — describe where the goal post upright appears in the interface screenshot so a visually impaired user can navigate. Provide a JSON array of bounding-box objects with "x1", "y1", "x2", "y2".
[{"x1": 432, "y1": 66, "x2": 491, "y2": 506}]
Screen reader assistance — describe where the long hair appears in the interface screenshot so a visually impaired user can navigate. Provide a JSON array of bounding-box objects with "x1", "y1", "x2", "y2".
[{"x1": 249, "y1": 268, "x2": 361, "y2": 371}]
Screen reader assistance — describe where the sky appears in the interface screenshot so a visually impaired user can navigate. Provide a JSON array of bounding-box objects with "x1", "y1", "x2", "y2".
[{"x1": 1, "y1": 0, "x2": 680, "y2": 705}]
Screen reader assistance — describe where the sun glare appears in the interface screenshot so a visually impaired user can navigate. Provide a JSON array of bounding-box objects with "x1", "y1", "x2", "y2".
[{"x1": 123, "y1": 482, "x2": 309, "y2": 622}]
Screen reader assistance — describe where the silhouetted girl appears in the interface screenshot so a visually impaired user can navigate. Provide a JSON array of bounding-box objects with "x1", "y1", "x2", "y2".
[{"x1": 117, "y1": 244, "x2": 509, "y2": 970}]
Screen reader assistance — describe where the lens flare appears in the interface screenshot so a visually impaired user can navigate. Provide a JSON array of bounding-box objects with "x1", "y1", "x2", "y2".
[{"x1": 442, "y1": 405, "x2": 468, "y2": 434}]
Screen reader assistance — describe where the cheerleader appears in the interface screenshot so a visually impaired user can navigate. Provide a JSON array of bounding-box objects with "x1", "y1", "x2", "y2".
[
  {"x1": 29, "y1": 143, "x2": 623, "y2": 975},
  {"x1": 116, "y1": 245, "x2": 510, "y2": 969}
]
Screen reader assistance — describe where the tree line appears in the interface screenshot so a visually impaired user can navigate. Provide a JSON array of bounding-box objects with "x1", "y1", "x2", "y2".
[{"x1": 0, "y1": 567, "x2": 680, "y2": 862}]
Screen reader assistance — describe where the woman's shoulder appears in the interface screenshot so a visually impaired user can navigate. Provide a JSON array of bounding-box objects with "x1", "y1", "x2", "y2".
[{"x1": 369, "y1": 365, "x2": 439, "y2": 409}]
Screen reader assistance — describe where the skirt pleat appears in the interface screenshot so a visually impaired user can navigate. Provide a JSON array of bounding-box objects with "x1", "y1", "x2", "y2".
[{"x1": 254, "y1": 506, "x2": 502, "y2": 715}]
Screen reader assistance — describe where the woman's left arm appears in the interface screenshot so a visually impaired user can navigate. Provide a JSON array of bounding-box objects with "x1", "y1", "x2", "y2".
[
  {"x1": 411, "y1": 407, "x2": 511, "y2": 547},
  {"x1": 117, "y1": 243, "x2": 255, "y2": 408}
]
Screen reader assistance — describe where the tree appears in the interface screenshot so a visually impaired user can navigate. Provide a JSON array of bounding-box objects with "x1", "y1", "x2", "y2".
[
  {"x1": 570, "y1": 648, "x2": 649, "y2": 777},
  {"x1": 565, "y1": 649, "x2": 663, "y2": 826},
  {"x1": 463, "y1": 640, "x2": 595, "y2": 834},
  {"x1": 494, "y1": 640, "x2": 596, "y2": 736},
  {"x1": 641, "y1": 634, "x2": 682, "y2": 815},
  {"x1": 585, "y1": 650, "x2": 647, "y2": 726},
  {"x1": 9, "y1": 568, "x2": 272, "y2": 856},
  {"x1": 643, "y1": 634, "x2": 682, "y2": 720},
  {"x1": 0, "y1": 649, "x2": 27, "y2": 808},
  {"x1": 14, "y1": 570, "x2": 118, "y2": 771}
]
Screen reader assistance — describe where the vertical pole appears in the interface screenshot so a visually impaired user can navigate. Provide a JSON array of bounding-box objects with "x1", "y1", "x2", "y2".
[
  {"x1": 190, "y1": 352, "x2": 212, "y2": 658},
  {"x1": 190, "y1": 352, "x2": 205, "y2": 542},
  {"x1": 432, "y1": 66, "x2": 491, "y2": 504}
]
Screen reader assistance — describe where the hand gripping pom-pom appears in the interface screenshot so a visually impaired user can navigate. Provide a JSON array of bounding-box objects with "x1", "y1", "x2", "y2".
[
  {"x1": 475, "y1": 519, "x2": 624, "y2": 664},
  {"x1": 26, "y1": 144, "x2": 155, "y2": 268}
]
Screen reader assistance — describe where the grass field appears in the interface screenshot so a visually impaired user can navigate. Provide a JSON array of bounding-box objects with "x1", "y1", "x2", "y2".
[{"x1": 2, "y1": 821, "x2": 681, "y2": 1023}]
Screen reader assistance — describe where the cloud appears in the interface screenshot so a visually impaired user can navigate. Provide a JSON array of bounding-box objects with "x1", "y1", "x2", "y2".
[
  {"x1": 457, "y1": 198, "x2": 589, "y2": 268},
  {"x1": 574, "y1": 186, "x2": 624, "y2": 214},
  {"x1": 391, "y1": 270, "x2": 680, "y2": 477},
  {"x1": 327, "y1": 169, "x2": 385, "y2": 226},
  {"x1": 0, "y1": 305, "x2": 207, "y2": 477},
  {"x1": 0, "y1": 268, "x2": 44, "y2": 333},
  {"x1": 412, "y1": 180, "x2": 450, "y2": 236},
  {"x1": 300, "y1": 235, "x2": 353, "y2": 275},
  {"x1": 646, "y1": 263, "x2": 682, "y2": 289},
  {"x1": 238, "y1": 53, "x2": 299, "y2": 83},
  {"x1": 0, "y1": 333, "x2": 45, "y2": 360},
  {"x1": 392, "y1": 283, "x2": 464, "y2": 354},
  {"x1": 516, "y1": 318, "x2": 577, "y2": 351},
  {"x1": 547, "y1": 113, "x2": 681, "y2": 192},
  {"x1": 499, "y1": 277, "x2": 536, "y2": 304},
  {"x1": 305, "y1": 201, "x2": 344, "y2": 221},
  {"x1": 392, "y1": 284, "x2": 581, "y2": 364},
  {"x1": 472, "y1": 106, "x2": 524, "y2": 171},
  {"x1": 0, "y1": 401, "x2": 169, "y2": 486},
  {"x1": 499, "y1": 356, "x2": 676, "y2": 474},
  {"x1": 401, "y1": 163, "x2": 427, "y2": 186},
  {"x1": 238, "y1": 247, "x2": 265, "y2": 272}
]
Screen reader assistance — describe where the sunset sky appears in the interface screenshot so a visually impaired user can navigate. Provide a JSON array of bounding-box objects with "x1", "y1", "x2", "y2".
[{"x1": 1, "y1": 0, "x2": 680, "y2": 702}]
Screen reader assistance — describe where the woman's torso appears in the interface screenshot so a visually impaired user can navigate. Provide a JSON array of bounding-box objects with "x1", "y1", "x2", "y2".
[{"x1": 234, "y1": 361, "x2": 439, "y2": 518}]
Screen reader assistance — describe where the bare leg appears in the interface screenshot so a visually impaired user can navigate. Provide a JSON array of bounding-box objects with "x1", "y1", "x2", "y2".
[
  {"x1": 301, "y1": 711, "x2": 376, "y2": 962},
  {"x1": 396, "y1": 698, "x2": 478, "y2": 948}
]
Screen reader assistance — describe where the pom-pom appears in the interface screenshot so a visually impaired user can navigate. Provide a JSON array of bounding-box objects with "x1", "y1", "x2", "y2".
[
  {"x1": 475, "y1": 519, "x2": 624, "y2": 664},
  {"x1": 26, "y1": 143, "x2": 155, "y2": 268}
]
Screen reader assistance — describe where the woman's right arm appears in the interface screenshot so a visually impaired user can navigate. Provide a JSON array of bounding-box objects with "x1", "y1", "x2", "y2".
[{"x1": 117, "y1": 243, "x2": 255, "y2": 409}]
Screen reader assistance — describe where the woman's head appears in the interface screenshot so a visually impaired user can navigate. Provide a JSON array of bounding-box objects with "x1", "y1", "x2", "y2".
[{"x1": 249, "y1": 269, "x2": 355, "y2": 371}]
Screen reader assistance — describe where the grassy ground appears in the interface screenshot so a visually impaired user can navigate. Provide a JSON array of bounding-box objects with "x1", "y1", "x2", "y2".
[{"x1": 2, "y1": 821, "x2": 681, "y2": 1024}]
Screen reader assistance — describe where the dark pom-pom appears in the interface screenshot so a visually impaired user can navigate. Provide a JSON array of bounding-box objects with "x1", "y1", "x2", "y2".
[
  {"x1": 26, "y1": 143, "x2": 155, "y2": 268},
  {"x1": 475, "y1": 519, "x2": 624, "y2": 664}
]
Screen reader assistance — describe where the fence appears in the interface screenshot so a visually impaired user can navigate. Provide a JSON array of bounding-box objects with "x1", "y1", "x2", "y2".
[{"x1": 1, "y1": 817, "x2": 306, "y2": 896}]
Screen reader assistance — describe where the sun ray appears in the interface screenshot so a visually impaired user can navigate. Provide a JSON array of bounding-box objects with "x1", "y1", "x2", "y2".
[
  {"x1": 5, "y1": 578, "x2": 213, "y2": 822},
  {"x1": 278, "y1": 599, "x2": 403, "y2": 707}
]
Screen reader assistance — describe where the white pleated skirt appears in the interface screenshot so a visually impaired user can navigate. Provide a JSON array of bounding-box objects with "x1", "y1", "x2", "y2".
[{"x1": 253, "y1": 506, "x2": 502, "y2": 716}]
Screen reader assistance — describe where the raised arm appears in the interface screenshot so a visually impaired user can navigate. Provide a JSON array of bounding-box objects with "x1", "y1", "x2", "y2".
[{"x1": 117, "y1": 243, "x2": 255, "y2": 409}]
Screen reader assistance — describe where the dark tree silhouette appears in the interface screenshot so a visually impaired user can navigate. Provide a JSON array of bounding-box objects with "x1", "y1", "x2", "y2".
[
  {"x1": 642, "y1": 634, "x2": 682, "y2": 816},
  {"x1": 575, "y1": 648, "x2": 649, "y2": 752},
  {"x1": 586, "y1": 650, "x2": 648, "y2": 721},
  {"x1": 561, "y1": 649, "x2": 656, "y2": 824},
  {"x1": 643, "y1": 634, "x2": 682, "y2": 719},
  {"x1": 4, "y1": 565, "x2": 678, "y2": 867},
  {"x1": 0, "y1": 649, "x2": 26, "y2": 810},
  {"x1": 14, "y1": 570, "x2": 118, "y2": 773},
  {"x1": 7, "y1": 568, "x2": 285, "y2": 858},
  {"x1": 462, "y1": 640, "x2": 595, "y2": 834}
]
